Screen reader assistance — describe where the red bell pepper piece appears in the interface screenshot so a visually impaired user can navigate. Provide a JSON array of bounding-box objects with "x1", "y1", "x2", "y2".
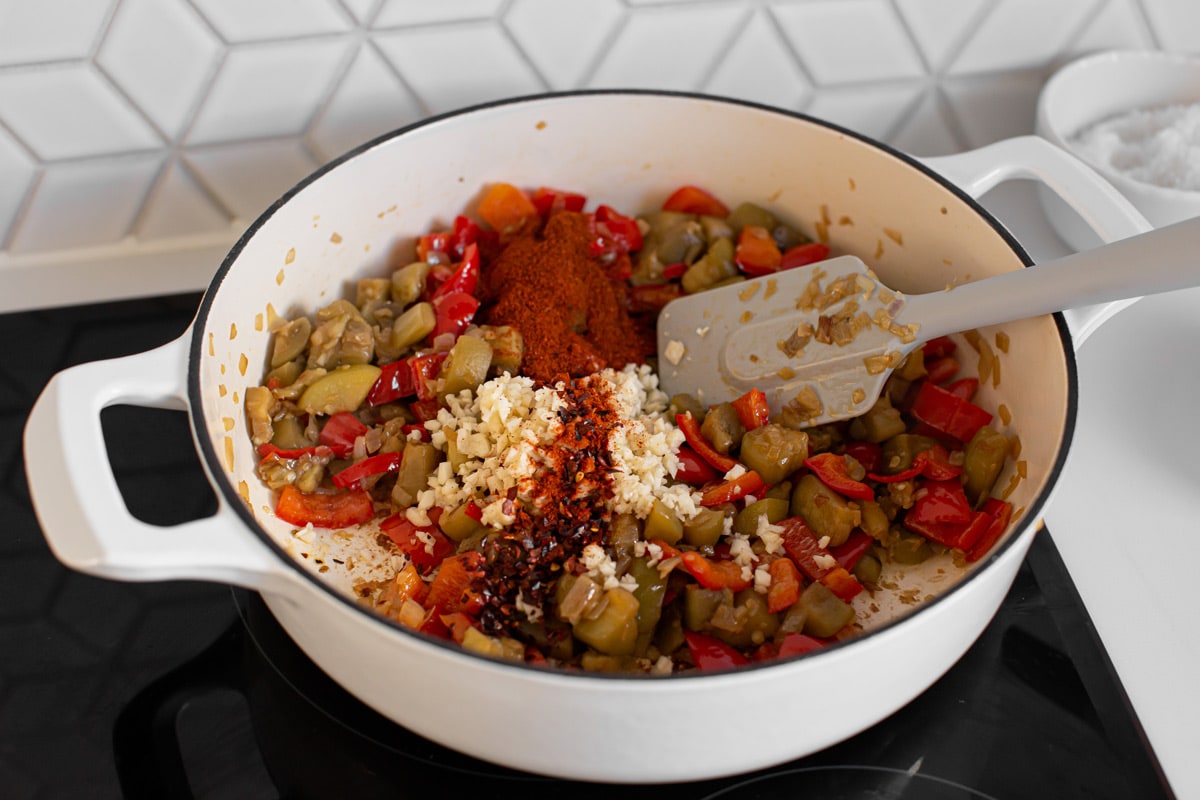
[
  {"x1": 389, "y1": 561, "x2": 429, "y2": 606},
  {"x1": 408, "y1": 398, "x2": 441, "y2": 423},
  {"x1": 684, "y1": 630, "x2": 749, "y2": 670},
  {"x1": 625, "y1": 283, "x2": 682, "y2": 314},
  {"x1": 675, "y1": 411, "x2": 737, "y2": 472},
  {"x1": 903, "y1": 480, "x2": 973, "y2": 547},
  {"x1": 802, "y1": 452, "x2": 875, "y2": 501},
  {"x1": 425, "y1": 551, "x2": 486, "y2": 615},
  {"x1": 431, "y1": 291, "x2": 479, "y2": 340},
  {"x1": 966, "y1": 498, "x2": 1014, "y2": 562},
  {"x1": 679, "y1": 551, "x2": 753, "y2": 592},
  {"x1": 923, "y1": 335, "x2": 957, "y2": 359},
  {"x1": 477, "y1": 182, "x2": 538, "y2": 234},
  {"x1": 366, "y1": 358, "x2": 417, "y2": 406},
  {"x1": 380, "y1": 509, "x2": 454, "y2": 573},
  {"x1": 401, "y1": 423, "x2": 430, "y2": 441},
  {"x1": 842, "y1": 441, "x2": 881, "y2": 475},
  {"x1": 944, "y1": 377, "x2": 979, "y2": 401},
  {"x1": 777, "y1": 516, "x2": 863, "y2": 601},
  {"x1": 661, "y1": 262, "x2": 687, "y2": 281},
  {"x1": 911, "y1": 479, "x2": 972, "y2": 524},
  {"x1": 735, "y1": 225, "x2": 782, "y2": 276},
  {"x1": 331, "y1": 450, "x2": 403, "y2": 489},
  {"x1": 830, "y1": 530, "x2": 873, "y2": 571},
  {"x1": 910, "y1": 380, "x2": 993, "y2": 443},
  {"x1": 531, "y1": 186, "x2": 587, "y2": 218},
  {"x1": 924, "y1": 355, "x2": 960, "y2": 384},
  {"x1": 917, "y1": 445, "x2": 963, "y2": 481},
  {"x1": 416, "y1": 231, "x2": 451, "y2": 264},
  {"x1": 438, "y1": 611, "x2": 478, "y2": 644},
  {"x1": 409, "y1": 352, "x2": 448, "y2": 402},
  {"x1": 776, "y1": 632, "x2": 827, "y2": 658},
  {"x1": 731, "y1": 388, "x2": 771, "y2": 431},
  {"x1": 418, "y1": 610, "x2": 452, "y2": 640},
  {"x1": 449, "y1": 215, "x2": 480, "y2": 259},
  {"x1": 766, "y1": 557, "x2": 802, "y2": 613},
  {"x1": 674, "y1": 444, "x2": 718, "y2": 485},
  {"x1": 274, "y1": 485, "x2": 374, "y2": 529},
  {"x1": 589, "y1": 204, "x2": 643, "y2": 259},
  {"x1": 699, "y1": 469, "x2": 765, "y2": 507},
  {"x1": 257, "y1": 442, "x2": 332, "y2": 462},
  {"x1": 318, "y1": 411, "x2": 368, "y2": 457},
  {"x1": 429, "y1": 242, "x2": 479, "y2": 302},
  {"x1": 661, "y1": 185, "x2": 730, "y2": 217},
  {"x1": 779, "y1": 242, "x2": 831, "y2": 271}
]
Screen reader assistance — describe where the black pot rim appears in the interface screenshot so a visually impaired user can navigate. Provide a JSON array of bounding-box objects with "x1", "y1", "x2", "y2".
[{"x1": 187, "y1": 89, "x2": 1077, "y2": 681}]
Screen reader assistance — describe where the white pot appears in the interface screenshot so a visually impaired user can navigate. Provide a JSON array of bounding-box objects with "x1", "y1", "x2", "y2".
[{"x1": 24, "y1": 93, "x2": 1150, "y2": 784}]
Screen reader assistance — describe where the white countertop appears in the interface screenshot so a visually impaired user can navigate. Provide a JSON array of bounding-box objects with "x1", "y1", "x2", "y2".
[{"x1": 980, "y1": 180, "x2": 1197, "y2": 800}]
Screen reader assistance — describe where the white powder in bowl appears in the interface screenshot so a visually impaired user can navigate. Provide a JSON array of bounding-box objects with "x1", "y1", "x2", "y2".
[{"x1": 1069, "y1": 102, "x2": 1200, "y2": 192}]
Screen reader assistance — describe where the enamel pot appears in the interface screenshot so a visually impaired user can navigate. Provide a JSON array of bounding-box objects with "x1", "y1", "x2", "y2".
[{"x1": 25, "y1": 92, "x2": 1150, "y2": 784}]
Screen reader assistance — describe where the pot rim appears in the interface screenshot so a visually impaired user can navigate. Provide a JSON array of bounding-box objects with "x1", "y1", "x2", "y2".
[{"x1": 186, "y1": 89, "x2": 1077, "y2": 681}]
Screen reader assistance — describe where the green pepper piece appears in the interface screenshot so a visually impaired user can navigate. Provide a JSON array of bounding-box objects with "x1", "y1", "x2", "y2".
[
  {"x1": 644, "y1": 500, "x2": 683, "y2": 545},
  {"x1": 733, "y1": 497, "x2": 790, "y2": 536},
  {"x1": 963, "y1": 425, "x2": 1010, "y2": 505},
  {"x1": 799, "y1": 581, "x2": 854, "y2": 638},
  {"x1": 790, "y1": 473, "x2": 861, "y2": 547},
  {"x1": 682, "y1": 506, "x2": 726, "y2": 547},
  {"x1": 739, "y1": 423, "x2": 809, "y2": 484},
  {"x1": 573, "y1": 587, "x2": 640, "y2": 657},
  {"x1": 700, "y1": 402, "x2": 744, "y2": 456}
]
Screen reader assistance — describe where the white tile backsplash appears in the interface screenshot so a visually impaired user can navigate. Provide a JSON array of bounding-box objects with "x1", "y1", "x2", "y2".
[
  {"x1": 588, "y1": 4, "x2": 750, "y2": 90},
  {"x1": 893, "y1": 0, "x2": 988, "y2": 71},
  {"x1": 0, "y1": 0, "x2": 112, "y2": 66},
  {"x1": 772, "y1": 0, "x2": 926, "y2": 84},
  {"x1": 1141, "y1": 0, "x2": 1200, "y2": 52},
  {"x1": 95, "y1": 0, "x2": 221, "y2": 139},
  {"x1": 8, "y1": 153, "x2": 161, "y2": 252},
  {"x1": 136, "y1": 159, "x2": 233, "y2": 241},
  {"x1": 307, "y1": 42, "x2": 423, "y2": 162},
  {"x1": 373, "y1": 23, "x2": 543, "y2": 114},
  {"x1": 189, "y1": 0, "x2": 352, "y2": 43},
  {"x1": 186, "y1": 38, "x2": 352, "y2": 144},
  {"x1": 948, "y1": 0, "x2": 1101, "y2": 75},
  {"x1": 506, "y1": 0, "x2": 626, "y2": 92},
  {"x1": 0, "y1": 128, "x2": 35, "y2": 244},
  {"x1": 0, "y1": 0, "x2": 1195, "y2": 311},
  {"x1": 183, "y1": 138, "x2": 319, "y2": 221},
  {"x1": 0, "y1": 65, "x2": 161, "y2": 159},
  {"x1": 704, "y1": 10, "x2": 812, "y2": 109}
]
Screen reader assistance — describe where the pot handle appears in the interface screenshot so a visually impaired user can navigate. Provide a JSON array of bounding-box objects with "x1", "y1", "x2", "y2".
[
  {"x1": 921, "y1": 135, "x2": 1153, "y2": 344},
  {"x1": 24, "y1": 333, "x2": 299, "y2": 598}
]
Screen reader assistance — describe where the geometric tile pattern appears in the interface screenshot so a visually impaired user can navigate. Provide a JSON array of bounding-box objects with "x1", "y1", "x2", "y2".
[{"x1": 0, "y1": 0, "x2": 1188, "y2": 312}]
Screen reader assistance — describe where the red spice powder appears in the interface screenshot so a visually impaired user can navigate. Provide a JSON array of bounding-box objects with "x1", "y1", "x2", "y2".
[{"x1": 478, "y1": 211, "x2": 653, "y2": 382}]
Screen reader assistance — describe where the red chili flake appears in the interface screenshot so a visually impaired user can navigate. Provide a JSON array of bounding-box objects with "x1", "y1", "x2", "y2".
[{"x1": 473, "y1": 374, "x2": 621, "y2": 636}]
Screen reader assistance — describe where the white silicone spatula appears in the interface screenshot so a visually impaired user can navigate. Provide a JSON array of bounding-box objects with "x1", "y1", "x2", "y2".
[{"x1": 657, "y1": 214, "x2": 1200, "y2": 427}]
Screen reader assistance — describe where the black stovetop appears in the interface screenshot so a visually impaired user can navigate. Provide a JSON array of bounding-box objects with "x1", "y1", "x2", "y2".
[{"x1": 1, "y1": 294, "x2": 1174, "y2": 799}]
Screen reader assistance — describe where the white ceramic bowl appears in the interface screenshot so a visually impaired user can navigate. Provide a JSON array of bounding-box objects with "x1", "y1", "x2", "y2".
[{"x1": 1036, "y1": 49, "x2": 1200, "y2": 251}]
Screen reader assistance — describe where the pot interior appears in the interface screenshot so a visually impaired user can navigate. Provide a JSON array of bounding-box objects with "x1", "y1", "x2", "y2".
[{"x1": 191, "y1": 92, "x2": 1072, "y2": 645}]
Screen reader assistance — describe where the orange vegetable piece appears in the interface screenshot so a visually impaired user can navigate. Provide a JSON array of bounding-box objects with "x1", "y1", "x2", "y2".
[{"x1": 477, "y1": 182, "x2": 538, "y2": 234}]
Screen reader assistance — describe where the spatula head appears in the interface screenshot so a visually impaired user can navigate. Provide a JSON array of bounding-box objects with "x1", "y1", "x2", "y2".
[{"x1": 656, "y1": 255, "x2": 918, "y2": 427}]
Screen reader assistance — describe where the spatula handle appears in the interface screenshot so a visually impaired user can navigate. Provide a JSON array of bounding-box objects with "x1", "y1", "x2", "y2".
[{"x1": 904, "y1": 215, "x2": 1200, "y2": 342}]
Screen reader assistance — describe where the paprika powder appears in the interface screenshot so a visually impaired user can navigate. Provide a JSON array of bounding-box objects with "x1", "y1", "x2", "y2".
[{"x1": 478, "y1": 211, "x2": 654, "y2": 382}]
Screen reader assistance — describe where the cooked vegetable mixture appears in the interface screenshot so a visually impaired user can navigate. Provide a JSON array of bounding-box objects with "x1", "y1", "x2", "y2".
[{"x1": 247, "y1": 183, "x2": 1015, "y2": 674}]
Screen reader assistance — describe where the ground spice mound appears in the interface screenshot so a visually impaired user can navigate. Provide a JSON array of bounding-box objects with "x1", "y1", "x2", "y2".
[
  {"x1": 474, "y1": 375, "x2": 618, "y2": 636},
  {"x1": 478, "y1": 211, "x2": 654, "y2": 382}
]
